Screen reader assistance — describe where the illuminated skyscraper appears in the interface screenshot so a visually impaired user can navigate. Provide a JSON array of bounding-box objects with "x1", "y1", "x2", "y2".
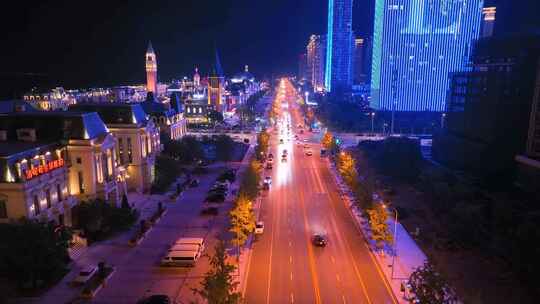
[
  {"x1": 481, "y1": 7, "x2": 496, "y2": 38},
  {"x1": 145, "y1": 42, "x2": 157, "y2": 94},
  {"x1": 325, "y1": 0, "x2": 354, "y2": 92},
  {"x1": 371, "y1": 0, "x2": 483, "y2": 111},
  {"x1": 307, "y1": 34, "x2": 326, "y2": 91}
]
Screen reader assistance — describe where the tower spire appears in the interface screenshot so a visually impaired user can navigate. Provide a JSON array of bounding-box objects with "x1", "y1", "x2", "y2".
[{"x1": 147, "y1": 41, "x2": 155, "y2": 54}]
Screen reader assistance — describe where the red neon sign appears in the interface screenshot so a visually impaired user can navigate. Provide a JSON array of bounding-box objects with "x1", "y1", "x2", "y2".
[{"x1": 25, "y1": 158, "x2": 65, "y2": 180}]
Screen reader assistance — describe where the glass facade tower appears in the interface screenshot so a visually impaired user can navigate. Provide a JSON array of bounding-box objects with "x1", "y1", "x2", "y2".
[
  {"x1": 325, "y1": 0, "x2": 354, "y2": 92},
  {"x1": 371, "y1": 0, "x2": 484, "y2": 111}
]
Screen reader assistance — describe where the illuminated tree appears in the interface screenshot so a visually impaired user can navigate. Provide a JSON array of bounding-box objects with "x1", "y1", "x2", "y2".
[
  {"x1": 192, "y1": 240, "x2": 242, "y2": 304},
  {"x1": 229, "y1": 194, "x2": 256, "y2": 249},
  {"x1": 408, "y1": 261, "x2": 457, "y2": 304},
  {"x1": 337, "y1": 151, "x2": 357, "y2": 186},
  {"x1": 366, "y1": 204, "x2": 393, "y2": 250},
  {"x1": 255, "y1": 129, "x2": 270, "y2": 159},
  {"x1": 321, "y1": 132, "x2": 334, "y2": 150}
]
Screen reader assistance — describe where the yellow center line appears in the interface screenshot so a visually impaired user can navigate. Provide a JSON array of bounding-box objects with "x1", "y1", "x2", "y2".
[{"x1": 299, "y1": 190, "x2": 322, "y2": 304}]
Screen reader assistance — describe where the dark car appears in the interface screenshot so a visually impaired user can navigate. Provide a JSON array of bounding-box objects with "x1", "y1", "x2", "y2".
[
  {"x1": 137, "y1": 295, "x2": 171, "y2": 304},
  {"x1": 312, "y1": 234, "x2": 327, "y2": 247},
  {"x1": 189, "y1": 179, "x2": 200, "y2": 188}
]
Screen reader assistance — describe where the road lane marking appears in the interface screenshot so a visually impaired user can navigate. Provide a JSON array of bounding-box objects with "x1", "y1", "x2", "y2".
[
  {"x1": 290, "y1": 293, "x2": 295, "y2": 303},
  {"x1": 342, "y1": 295, "x2": 347, "y2": 304},
  {"x1": 299, "y1": 190, "x2": 322, "y2": 304},
  {"x1": 290, "y1": 256, "x2": 293, "y2": 264},
  {"x1": 290, "y1": 272, "x2": 293, "y2": 281},
  {"x1": 289, "y1": 240, "x2": 292, "y2": 247},
  {"x1": 336, "y1": 274, "x2": 341, "y2": 282},
  {"x1": 331, "y1": 256, "x2": 336, "y2": 264}
]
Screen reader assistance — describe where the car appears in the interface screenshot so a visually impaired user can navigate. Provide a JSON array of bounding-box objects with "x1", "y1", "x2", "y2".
[
  {"x1": 279, "y1": 138, "x2": 284, "y2": 144},
  {"x1": 73, "y1": 266, "x2": 97, "y2": 284},
  {"x1": 281, "y1": 156, "x2": 287, "y2": 162},
  {"x1": 266, "y1": 162, "x2": 273, "y2": 169},
  {"x1": 282, "y1": 149, "x2": 288, "y2": 155},
  {"x1": 268, "y1": 153, "x2": 273, "y2": 159},
  {"x1": 262, "y1": 182, "x2": 270, "y2": 190},
  {"x1": 255, "y1": 221, "x2": 264, "y2": 234},
  {"x1": 312, "y1": 234, "x2": 327, "y2": 247},
  {"x1": 303, "y1": 138, "x2": 308, "y2": 142},
  {"x1": 305, "y1": 150, "x2": 313, "y2": 156},
  {"x1": 264, "y1": 176, "x2": 272, "y2": 184},
  {"x1": 189, "y1": 179, "x2": 200, "y2": 187},
  {"x1": 137, "y1": 295, "x2": 171, "y2": 304}
]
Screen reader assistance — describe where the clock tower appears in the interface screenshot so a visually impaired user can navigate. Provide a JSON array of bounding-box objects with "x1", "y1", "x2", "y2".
[{"x1": 145, "y1": 41, "x2": 157, "y2": 94}]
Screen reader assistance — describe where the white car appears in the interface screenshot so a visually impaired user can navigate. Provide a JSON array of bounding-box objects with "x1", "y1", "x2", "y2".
[
  {"x1": 73, "y1": 266, "x2": 97, "y2": 284},
  {"x1": 255, "y1": 221, "x2": 264, "y2": 234},
  {"x1": 264, "y1": 176, "x2": 272, "y2": 185}
]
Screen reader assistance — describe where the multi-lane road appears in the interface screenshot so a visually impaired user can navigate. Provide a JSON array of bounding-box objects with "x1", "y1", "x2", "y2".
[{"x1": 244, "y1": 80, "x2": 397, "y2": 304}]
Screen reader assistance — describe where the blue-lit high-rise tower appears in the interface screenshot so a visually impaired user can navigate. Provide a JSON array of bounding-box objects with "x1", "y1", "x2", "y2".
[
  {"x1": 370, "y1": 0, "x2": 484, "y2": 111},
  {"x1": 325, "y1": 0, "x2": 354, "y2": 92}
]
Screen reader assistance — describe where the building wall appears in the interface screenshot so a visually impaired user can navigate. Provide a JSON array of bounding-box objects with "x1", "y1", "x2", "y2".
[
  {"x1": 325, "y1": 0, "x2": 354, "y2": 91},
  {"x1": 1, "y1": 163, "x2": 75, "y2": 226},
  {"x1": 67, "y1": 135, "x2": 120, "y2": 204},
  {"x1": 371, "y1": 0, "x2": 483, "y2": 111}
]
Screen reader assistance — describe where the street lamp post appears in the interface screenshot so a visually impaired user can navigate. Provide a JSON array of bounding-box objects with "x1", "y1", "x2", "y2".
[
  {"x1": 441, "y1": 113, "x2": 446, "y2": 129},
  {"x1": 383, "y1": 203, "x2": 399, "y2": 279},
  {"x1": 371, "y1": 112, "x2": 376, "y2": 135}
]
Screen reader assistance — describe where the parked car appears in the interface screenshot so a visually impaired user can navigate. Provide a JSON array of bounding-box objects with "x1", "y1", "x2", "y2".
[
  {"x1": 137, "y1": 295, "x2": 171, "y2": 304},
  {"x1": 73, "y1": 266, "x2": 97, "y2": 284},
  {"x1": 305, "y1": 150, "x2": 313, "y2": 156},
  {"x1": 264, "y1": 176, "x2": 272, "y2": 185},
  {"x1": 266, "y1": 162, "x2": 273, "y2": 170},
  {"x1": 255, "y1": 221, "x2": 264, "y2": 234}
]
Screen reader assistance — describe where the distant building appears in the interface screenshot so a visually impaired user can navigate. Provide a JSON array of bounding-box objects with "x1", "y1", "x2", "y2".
[
  {"x1": 208, "y1": 73, "x2": 225, "y2": 112},
  {"x1": 325, "y1": 0, "x2": 354, "y2": 92},
  {"x1": 481, "y1": 7, "x2": 496, "y2": 38},
  {"x1": 141, "y1": 93, "x2": 187, "y2": 141},
  {"x1": 433, "y1": 35, "x2": 540, "y2": 177},
  {"x1": 353, "y1": 38, "x2": 366, "y2": 86},
  {"x1": 371, "y1": 0, "x2": 483, "y2": 111},
  {"x1": 298, "y1": 53, "x2": 308, "y2": 81},
  {"x1": 185, "y1": 93, "x2": 212, "y2": 125},
  {"x1": 307, "y1": 34, "x2": 326, "y2": 91},
  {"x1": 146, "y1": 42, "x2": 158, "y2": 94}
]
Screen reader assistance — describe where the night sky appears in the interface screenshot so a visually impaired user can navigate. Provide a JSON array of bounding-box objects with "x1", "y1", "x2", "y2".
[{"x1": 0, "y1": 0, "x2": 538, "y2": 99}]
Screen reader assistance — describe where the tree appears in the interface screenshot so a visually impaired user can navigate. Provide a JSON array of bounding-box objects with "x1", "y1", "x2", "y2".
[
  {"x1": 366, "y1": 204, "x2": 393, "y2": 250},
  {"x1": 255, "y1": 129, "x2": 270, "y2": 159},
  {"x1": 321, "y1": 132, "x2": 334, "y2": 150},
  {"x1": 337, "y1": 151, "x2": 357, "y2": 186},
  {"x1": 0, "y1": 220, "x2": 72, "y2": 290},
  {"x1": 192, "y1": 241, "x2": 242, "y2": 304},
  {"x1": 229, "y1": 194, "x2": 256, "y2": 250},
  {"x1": 208, "y1": 110, "x2": 224, "y2": 125},
  {"x1": 152, "y1": 155, "x2": 182, "y2": 193},
  {"x1": 408, "y1": 261, "x2": 457, "y2": 304},
  {"x1": 239, "y1": 160, "x2": 261, "y2": 201},
  {"x1": 163, "y1": 135, "x2": 204, "y2": 164},
  {"x1": 121, "y1": 194, "x2": 130, "y2": 209},
  {"x1": 214, "y1": 135, "x2": 235, "y2": 161}
]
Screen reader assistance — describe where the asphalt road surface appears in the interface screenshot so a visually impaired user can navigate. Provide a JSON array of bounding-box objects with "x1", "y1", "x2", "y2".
[{"x1": 244, "y1": 80, "x2": 397, "y2": 304}]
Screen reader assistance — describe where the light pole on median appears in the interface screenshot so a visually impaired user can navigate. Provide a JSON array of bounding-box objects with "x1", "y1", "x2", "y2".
[
  {"x1": 383, "y1": 203, "x2": 399, "y2": 280},
  {"x1": 371, "y1": 112, "x2": 376, "y2": 135}
]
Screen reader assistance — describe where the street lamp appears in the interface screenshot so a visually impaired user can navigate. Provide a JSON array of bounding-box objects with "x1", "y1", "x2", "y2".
[
  {"x1": 370, "y1": 112, "x2": 376, "y2": 135},
  {"x1": 382, "y1": 203, "x2": 399, "y2": 279},
  {"x1": 441, "y1": 113, "x2": 446, "y2": 129}
]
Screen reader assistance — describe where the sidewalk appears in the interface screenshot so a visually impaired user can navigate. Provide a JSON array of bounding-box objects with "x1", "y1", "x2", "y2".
[
  {"x1": 328, "y1": 160, "x2": 426, "y2": 303},
  {"x1": 39, "y1": 193, "x2": 167, "y2": 304}
]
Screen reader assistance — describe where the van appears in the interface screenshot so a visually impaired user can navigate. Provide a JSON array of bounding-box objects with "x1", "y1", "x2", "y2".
[
  {"x1": 168, "y1": 244, "x2": 201, "y2": 253},
  {"x1": 160, "y1": 251, "x2": 200, "y2": 267},
  {"x1": 173, "y1": 238, "x2": 205, "y2": 252}
]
